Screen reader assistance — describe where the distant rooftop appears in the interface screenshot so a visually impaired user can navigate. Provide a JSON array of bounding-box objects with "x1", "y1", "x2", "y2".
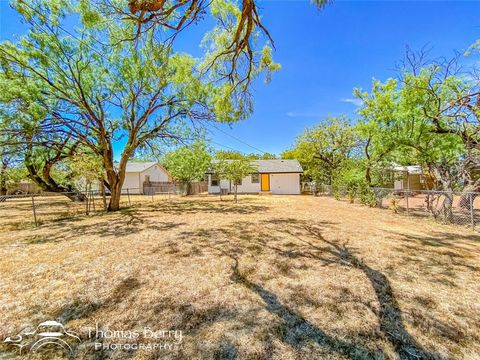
[{"x1": 391, "y1": 164, "x2": 423, "y2": 174}]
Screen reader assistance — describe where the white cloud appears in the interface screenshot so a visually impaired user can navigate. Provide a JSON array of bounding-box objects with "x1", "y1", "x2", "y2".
[{"x1": 340, "y1": 98, "x2": 363, "y2": 106}]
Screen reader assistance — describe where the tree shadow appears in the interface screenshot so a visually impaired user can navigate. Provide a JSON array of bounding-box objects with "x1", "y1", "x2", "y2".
[
  {"x1": 272, "y1": 219, "x2": 438, "y2": 359},
  {"x1": 20, "y1": 209, "x2": 187, "y2": 244},
  {"x1": 144, "y1": 199, "x2": 269, "y2": 215},
  {"x1": 177, "y1": 217, "x2": 442, "y2": 359},
  {"x1": 228, "y1": 255, "x2": 379, "y2": 359}
]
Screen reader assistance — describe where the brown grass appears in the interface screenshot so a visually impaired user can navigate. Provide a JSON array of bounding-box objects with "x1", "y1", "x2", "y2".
[{"x1": 0, "y1": 195, "x2": 479, "y2": 359}]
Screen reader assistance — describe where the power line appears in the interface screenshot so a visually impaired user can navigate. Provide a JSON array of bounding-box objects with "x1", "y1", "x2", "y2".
[
  {"x1": 209, "y1": 139, "x2": 249, "y2": 154},
  {"x1": 200, "y1": 120, "x2": 267, "y2": 154}
]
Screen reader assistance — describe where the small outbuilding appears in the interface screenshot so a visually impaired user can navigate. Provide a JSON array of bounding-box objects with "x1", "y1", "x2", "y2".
[
  {"x1": 207, "y1": 159, "x2": 303, "y2": 195},
  {"x1": 119, "y1": 161, "x2": 172, "y2": 194},
  {"x1": 392, "y1": 164, "x2": 432, "y2": 191}
]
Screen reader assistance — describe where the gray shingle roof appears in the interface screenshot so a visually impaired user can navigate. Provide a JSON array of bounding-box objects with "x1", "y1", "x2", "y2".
[
  {"x1": 253, "y1": 159, "x2": 303, "y2": 173},
  {"x1": 208, "y1": 159, "x2": 303, "y2": 174},
  {"x1": 114, "y1": 161, "x2": 158, "y2": 172}
]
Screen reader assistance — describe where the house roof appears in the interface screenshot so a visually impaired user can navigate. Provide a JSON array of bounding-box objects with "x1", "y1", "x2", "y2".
[
  {"x1": 115, "y1": 161, "x2": 159, "y2": 173},
  {"x1": 208, "y1": 159, "x2": 303, "y2": 174},
  {"x1": 391, "y1": 164, "x2": 423, "y2": 175}
]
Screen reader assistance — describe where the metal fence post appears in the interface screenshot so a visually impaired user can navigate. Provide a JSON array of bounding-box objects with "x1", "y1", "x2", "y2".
[
  {"x1": 127, "y1": 188, "x2": 131, "y2": 206},
  {"x1": 470, "y1": 192, "x2": 475, "y2": 231},
  {"x1": 31, "y1": 196, "x2": 38, "y2": 227},
  {"x1": 405, "y1": 191, "x2": 410, "y2": 215}
]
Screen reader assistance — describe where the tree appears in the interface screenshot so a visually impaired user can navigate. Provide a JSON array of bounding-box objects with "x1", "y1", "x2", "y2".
[
  {"x1": 104, "y1": 0, "x2": 328, "y2": 86},
  {"x1": 354, "y1": 79, "x2": 399, "y2": 186},
  {"x1": 281, "y1": 116, "x2": 359, "y2": 184},
  {"x1": 0, "y1": 156, "x2": 25, "y2": 196},
  {"x1": 214, "y1": 157, "x2": 257, "y2": 202},
  {"x1": 397, "y1": 52, "x2": 480, "y2": 209},
  {"x1": 0, "y1": 68, "x2": 87, "y2": 201},
  {"x1": 0, "y1": 0, "x2": 279, "y2": 211},
  {"x1": 163, "y1": 142, "x2": 211, "y2": 194},
  {"x1": 352, "y1": 65, "x2": 465, "y2": 218},
  {"x1": 215, "y1": 150, "x2": 276, "y2": 160},
  {"x1": 68, "y1": 152, "x2": 107, "y2": 209}
]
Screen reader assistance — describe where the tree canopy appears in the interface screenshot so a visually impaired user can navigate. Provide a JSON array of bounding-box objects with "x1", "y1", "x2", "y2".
[
  {"x1": 163, "y1": 141, "x2": 211, "y2": 189},
  {"x1": 0, "y1": 0, "x2": 280, "y2": 210}
]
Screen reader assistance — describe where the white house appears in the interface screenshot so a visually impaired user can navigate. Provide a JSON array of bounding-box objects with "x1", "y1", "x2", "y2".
[
  {"x1": 207, "y1": 159, "x2": 303, "y2": 195},
  {"x1": 118, "y1": 161, "x2": 172, "y2": 194}
]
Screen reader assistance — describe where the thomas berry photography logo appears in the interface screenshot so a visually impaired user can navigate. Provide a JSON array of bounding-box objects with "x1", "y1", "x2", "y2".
[{"x1": 4, "y1": 320, "x2": 80, "y2": 356}]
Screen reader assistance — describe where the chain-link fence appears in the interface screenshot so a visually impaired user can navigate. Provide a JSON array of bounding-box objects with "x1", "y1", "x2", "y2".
[
  {"x1": 309, "y1": 184, "x2": 480, "y2": 231},
  {"x1": 0, "y1": 188, "x2": 181, "y2": 229}
]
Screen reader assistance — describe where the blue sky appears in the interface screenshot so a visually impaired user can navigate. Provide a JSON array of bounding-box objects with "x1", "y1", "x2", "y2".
[{"x1": 1, "y1": 1, "x2": 480, "y2": 157}]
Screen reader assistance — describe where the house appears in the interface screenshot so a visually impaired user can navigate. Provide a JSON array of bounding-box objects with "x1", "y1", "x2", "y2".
[
  {"x1": 392, "y1": 164, "x2": 433, "y2": 191},
  {"x1": 119, "y1": 161, "x2": 172, "y2": 194},
  {"x1": 207, "y1": 159, "x2": 303, "y2": 195}
]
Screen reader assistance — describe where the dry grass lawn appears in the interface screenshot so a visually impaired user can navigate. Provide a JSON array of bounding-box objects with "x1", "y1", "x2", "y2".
[{"x1": 0, "y1": 195, "x2": 479, "y2": 359}]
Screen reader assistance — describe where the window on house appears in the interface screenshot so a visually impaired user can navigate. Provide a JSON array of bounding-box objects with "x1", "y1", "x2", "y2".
[
  {"x1": 251, "y1": 173, "x2": 260, "y2": 183},
  {"x1": 211, "y1": 175, "x2": 219, "y2": 187}
]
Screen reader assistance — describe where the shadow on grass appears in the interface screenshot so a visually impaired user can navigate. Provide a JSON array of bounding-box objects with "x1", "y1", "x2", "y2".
[
  {"x1": 19, "y1": 208, "x2": 187, "y2": 244},
  {"x1": 144, "y1": 198, "x2": 269, "y2": 215},
  {"x1": 176, "y1": 218, "x2": 444, "y2": 359},
  {"x1": 228, "y1": 255, "x2": 378, "y2": 359}
]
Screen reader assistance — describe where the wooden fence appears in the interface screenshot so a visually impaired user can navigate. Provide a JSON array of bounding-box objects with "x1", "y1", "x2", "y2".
[{"x1": 143, "y1": 181, "x2": 208, "y2": 195}]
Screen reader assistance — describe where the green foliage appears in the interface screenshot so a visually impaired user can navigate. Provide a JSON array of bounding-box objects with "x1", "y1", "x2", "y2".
[
  {"x1": 282, "y1": 116, "x2": 359, "y2": 184},
  {"x1": 215, "y1": 150, "x2": 276, "y2": 160},
  {"x1": 215, "y1": 157, "x2": 257, "y2": 184},
  {"x1": 214, "y1": 156, "x2": 257, "y2": 201},
  {"x1": 0, "y1": 0, "x2": 280, "y2": 209},
  {"x1": 68, "y1": 151, "x2": 105, "y2": 187},
  {"x1": 163, "y1": 142, "x2": 212, "y2": 183}
]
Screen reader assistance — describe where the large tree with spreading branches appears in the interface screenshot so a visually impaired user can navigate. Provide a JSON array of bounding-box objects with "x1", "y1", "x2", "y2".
[{"x1": 0, "y1": 0, "x2": 282, "y2": 210}]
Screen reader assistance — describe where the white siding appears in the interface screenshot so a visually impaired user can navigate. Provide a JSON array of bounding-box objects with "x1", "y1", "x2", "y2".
[
  {"x1": 270, "y1": 173, "x2": 301, "y2": 194},
  {"x1": 139, "y1": 165, "x2": 170, "y2": 193},
  {"x1": 123, "y1": 172, "x2": 141, "y2": 194},
  {"x1": 208, "y1": 173, "x2": 299, "y2": 194},
  {"x1": 235, "y1": 174, "x2": 261, "y2": 193},
  {"x1": 208, "y1": 174, "x2": 230, "y2": 194},
  {"x1": 208, "y1": 175, "x2": 261, "y2": 194},
  {"x1": 121, "y1": 164, "x2": 171, "y2": 194}
]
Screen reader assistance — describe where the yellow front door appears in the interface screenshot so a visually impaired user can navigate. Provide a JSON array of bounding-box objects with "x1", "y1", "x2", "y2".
[{"x1": 261, "y1": 174, "x2": 270, "y2": 191}]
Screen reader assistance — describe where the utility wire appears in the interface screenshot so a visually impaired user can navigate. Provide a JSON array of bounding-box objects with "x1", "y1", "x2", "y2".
[{"x1": 200, "y1": 119, "x2": 267, "y2": 154}]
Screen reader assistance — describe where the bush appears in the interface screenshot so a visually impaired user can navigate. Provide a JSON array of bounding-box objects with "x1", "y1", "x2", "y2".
[{"x1": 357, "y1": 183, "x2": 377, "y2": 207}]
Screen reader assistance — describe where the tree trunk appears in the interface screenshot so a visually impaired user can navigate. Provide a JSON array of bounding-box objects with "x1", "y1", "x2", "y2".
[
  {"x1": 234, "y1": 184, "x2": 238, "y2": 203},
  {"x1": 365, "y1": 166, "x2": 372, "y2": 187},
  {"x1": 106, "y1": 174, "x2": 123, "y2": 211},
  {"x1": 0, "y1": 166, "x2": 7, "y2": 195},
  {"x1": 100, "y1": 179, "x2": 107, "y2": 210},
  {"x1": 25, "y1": 162, "x2": 86, "y2": 202},
  {"x1": 459, "y1": 178, "x2": 480, "y2": 210},
  {"x1": 0, "y1": 177, "x2": 6, "y2": 195}
]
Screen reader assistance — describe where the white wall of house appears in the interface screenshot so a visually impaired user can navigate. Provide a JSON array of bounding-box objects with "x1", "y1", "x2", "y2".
[
  {"x1": 139, "y1": 165, "x2": 170, "y2": 193},
  {"x1": 235, "y1": 174, "x2": 261, "y2": 193},
  {"x1": 208, "y1": 174, "x2": 229, "y2": 194},
  {"x1": 121, "y1": 165, "x2": 171, "y2": 194},
  {"x1": 270, "y1": 173, "x2": 301, "y2": 194},
  {"x1": 208, "y1": 173, "x2": 300, "y2": 194},
  {"x1": 123, "y1": 172, "x2": 142, "y2": 194}
]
